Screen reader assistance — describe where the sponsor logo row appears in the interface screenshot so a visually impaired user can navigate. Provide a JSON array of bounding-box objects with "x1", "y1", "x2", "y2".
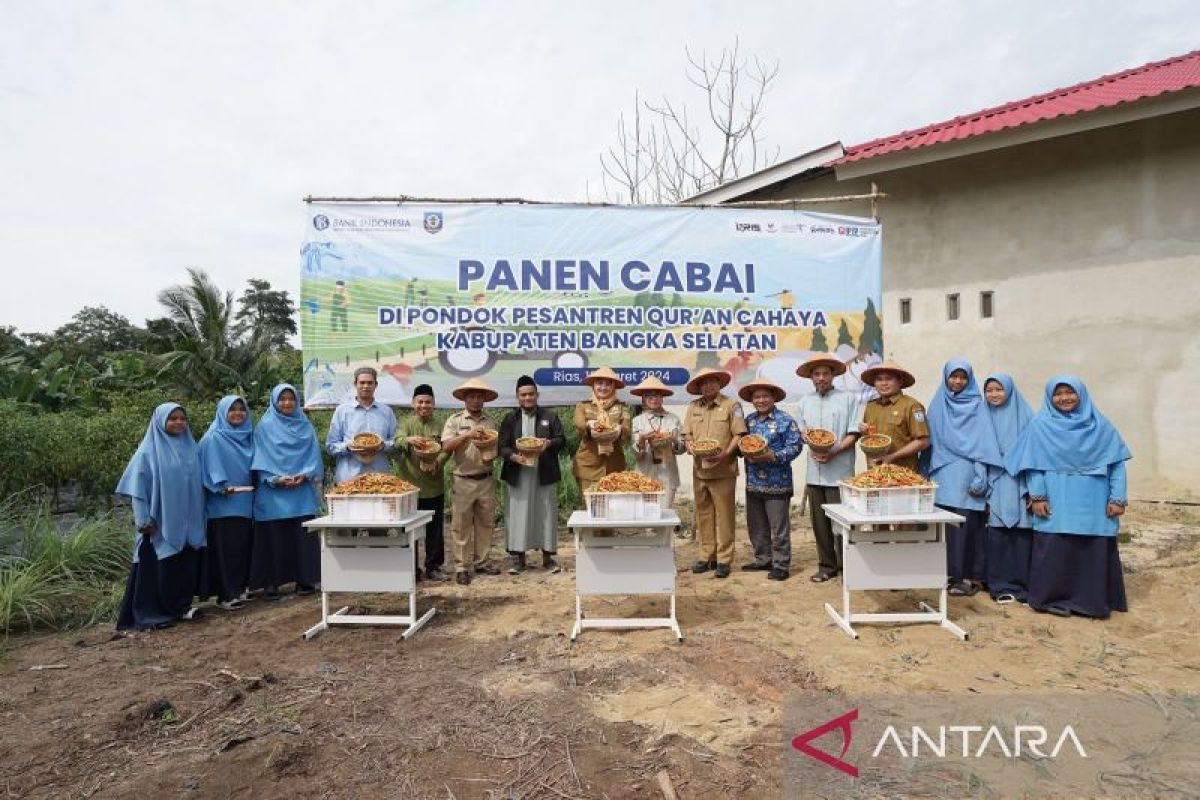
[{"x1": 312, "y1": 211, "x2": 443, "y2": 234}]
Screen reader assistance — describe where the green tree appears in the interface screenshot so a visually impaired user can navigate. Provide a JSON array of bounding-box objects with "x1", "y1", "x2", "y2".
[
  {"x1": 810, "y1": 326, "x2": 829, "y2": 352},
  {"x1": 836, "y1": 319, "x2": 854, "y2": 348},
  {"x1": 234, "y1": 278, "x2": 297, "y2": 347},
  {"x1": 859, "y1": 298, "x2": 883, "y2": 355},
  {"x1": 0, "y1": 326, "x2": 26, "y2": 356},
  {"x1": 25, "y1": 307, "x2": 144, "y2": 367},
  {"x1": 153, "y1": 267, "x2": 282, "y2": 400}
]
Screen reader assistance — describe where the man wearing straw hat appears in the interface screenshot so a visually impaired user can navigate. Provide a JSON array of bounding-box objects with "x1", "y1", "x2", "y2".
[
  {"x1": 796, "y1": 354, "x2": 863, "y2": 582},
  {"x1": 325, "y1": 366, "x2": 397, "y2": 483},
  {"x1": 442, "y1": 378, "x2": 501, "y2": 585},
  {"x1": 859, "y1": 360, "x2": 930, "y2": 472},
  {"x1": 395, "y1": 383, "x2": 450, "y2": 582},
  {"x1": 682, "y1": 368, "x2": 747, "y2": 578},
  {"x1": 572, "y1": 366, "x2": 633, "y2": 496},
  {"x1": 499, "y1": 375, "x2": 566, "y2": 575},
  {"x1": 739, "y1": 378, "x2": 802, "y2": 581},
  {"x1": 630, "y1": 375, "x2": 686, "y2": 514}
]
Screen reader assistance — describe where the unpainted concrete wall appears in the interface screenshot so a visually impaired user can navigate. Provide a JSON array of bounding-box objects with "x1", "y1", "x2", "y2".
[{"x1": 739, "y1": 109, "x2": 1200, "y2": 499}]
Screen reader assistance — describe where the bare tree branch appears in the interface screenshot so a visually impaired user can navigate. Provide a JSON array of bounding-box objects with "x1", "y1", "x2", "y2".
[{"x1": 601, "y1": 41, "x2": 780, "y2": 203}]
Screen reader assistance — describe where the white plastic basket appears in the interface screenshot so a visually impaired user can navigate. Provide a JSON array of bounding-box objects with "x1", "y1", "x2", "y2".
[
  {"x1": 584, "y1": 491, "x2": 666, "y2": 521},
  {"x1": 326, "y1": 491, "x2": 419, "y2": 522},
  {"x1": 838, "y1": 481, "x2": 937, "y2": 516}
]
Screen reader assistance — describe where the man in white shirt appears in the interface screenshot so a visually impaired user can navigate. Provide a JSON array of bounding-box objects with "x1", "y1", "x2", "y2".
[{"x1": 795, "y1": 354, "x2": 862, "y2": 582}]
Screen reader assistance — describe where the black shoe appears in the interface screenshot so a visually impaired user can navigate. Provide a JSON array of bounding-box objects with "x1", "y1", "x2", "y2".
[
  {"x1": 426, "y1": 568, "x2": 450, "y2": 582},
  {"x1": 1044, "y1": 605, "x2": 1071, "y2": 618},
  {"x1": 714, "y1": 563, "x2": 731, "y2": 579},
  {"x1": 692, "y1": 559, "x2": 716, "y2": 574},
  {"x1": 742, "y1": 562, "x2": 771, "y2": 571},
  {"x1": 264, "y1": 587, "x2": 281, "y2": 602},
  {"x1": 768, "y1": 568, "x2": 790, "y2": 581},
  {"x1": 295, "y1": 584, "x2": 316, "y2": 596},
  {"x1": 455, "y1": 571, "x2": 471, "y2": 586},
  {"x1": 476, "y1": 562, "x2": 501, "y2": 576},
  {"x1": 507, "y1": 555, "x2": 526, "y2": 575}
]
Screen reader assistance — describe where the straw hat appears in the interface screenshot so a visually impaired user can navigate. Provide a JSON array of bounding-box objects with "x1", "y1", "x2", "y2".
[
  {"x1": 738, "y1": 378, "x2": 786, "y2": 403},
  {"x1": 796, "y1": 353, "x2": 847, "y2": 378},
  {"x1": 451, "y1": 377, "x2": 498, "y2": 402},
  {"x1": 629, "y1": 375, "x2": 674, "y2": 397},
  {"x1": 582, "y1": 366, "x2": 626, "y2": 389},
  {"x1": 860, "y1": 360, "x2": 916, "y2": 389},
  {"x1": 685, "y1": 368, "x2": 732, "y2": 395}
]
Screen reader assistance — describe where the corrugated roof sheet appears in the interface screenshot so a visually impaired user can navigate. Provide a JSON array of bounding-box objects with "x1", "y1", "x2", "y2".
[{"x1": 834, "y1": 50, "x2": 1200, "y2": 165}]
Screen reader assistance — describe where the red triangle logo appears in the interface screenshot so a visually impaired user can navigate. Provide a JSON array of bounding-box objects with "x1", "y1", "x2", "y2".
[{"x1": 791, "y1": 708, "x2": 859, "y2": 778}]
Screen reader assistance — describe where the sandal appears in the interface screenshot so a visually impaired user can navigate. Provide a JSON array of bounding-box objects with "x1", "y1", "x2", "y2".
[
  {"x1": 994, "y1": 593, "x2": 1017, "y2": 605},
  {"x1": 947, "y1": 582, "x2": 978, "y2": 597},
  {"x1": 1044, "y1": 605, "x2": 1072, "y2": 618},
  {"x1": 809, "y1": 571, "x2": 835, "y2": 583}
]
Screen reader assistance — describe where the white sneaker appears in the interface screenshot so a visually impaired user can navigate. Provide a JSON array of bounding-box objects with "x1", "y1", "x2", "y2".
[{"x1": 182, "y1": 606, "x2": 201, "y2": 621}]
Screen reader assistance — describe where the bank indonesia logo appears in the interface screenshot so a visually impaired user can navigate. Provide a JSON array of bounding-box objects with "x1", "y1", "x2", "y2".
[
  {"x1": 424, "y1": 212, "x2": 443, "y2": 234},
  {"x1": 312, "y1": 214, "x2": 330, "y2": 231}
]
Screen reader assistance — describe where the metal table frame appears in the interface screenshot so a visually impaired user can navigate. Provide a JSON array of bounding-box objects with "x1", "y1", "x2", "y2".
[
  {"x1": 822, "y1": 504, "x2": 969, "y2": 641},
  {"x1": 567, "y1": 510, "x2": 683, "y2": 642},
  {"x1": 301, "y1": 510, "x2": 436, "y2": 640}
]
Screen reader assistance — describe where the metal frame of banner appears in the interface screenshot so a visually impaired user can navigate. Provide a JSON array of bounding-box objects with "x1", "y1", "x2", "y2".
[{"x1": 302, "y1": 188, "x2": 887, "y2": 220}]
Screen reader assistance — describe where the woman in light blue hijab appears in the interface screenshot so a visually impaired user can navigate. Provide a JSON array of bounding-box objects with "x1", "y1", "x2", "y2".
[
  {"x1": 198, "y1": 395, "x2": 255, "y2": 610},
  {"x1": 249, "y1": 385, "x2": 324, "y2": 599},
  {"x1": 115, "y1": 403, "x2": 206, "y2": 630},
  {"x1": 982, "y1": 375, "x2": 1034, "y2": 604},
  {"x1": 924, "y1": 359, "x2": 1003, "y2": 597},
  {"x1": 1004, "y1": 376, "x2": 1131, "y2": 619}
]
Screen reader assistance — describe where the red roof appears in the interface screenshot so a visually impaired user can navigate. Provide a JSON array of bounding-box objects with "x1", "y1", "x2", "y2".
[{"x1": 835, "y1": 50, "x2": 1200, "y2": 166}]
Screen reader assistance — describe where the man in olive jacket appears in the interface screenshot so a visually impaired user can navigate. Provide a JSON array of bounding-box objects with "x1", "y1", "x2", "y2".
[{"x1": 498, "y1": 376, "x2": 566, "y2": 573}]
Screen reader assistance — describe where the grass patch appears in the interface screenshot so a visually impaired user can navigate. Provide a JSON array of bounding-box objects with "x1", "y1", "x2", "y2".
[{"x1": 0, "y1": 490, "x2": 131, "y2": 635}]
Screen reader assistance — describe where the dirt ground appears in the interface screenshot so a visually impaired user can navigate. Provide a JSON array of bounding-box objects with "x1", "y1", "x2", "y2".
[{"x1": 1, "y1": 501, "x2": 1197, "y2": 799}]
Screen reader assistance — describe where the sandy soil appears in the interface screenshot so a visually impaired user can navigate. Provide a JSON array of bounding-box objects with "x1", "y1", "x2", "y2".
[{"x1": 1, "y1": 502, "x2": 1197, "y2": 799}]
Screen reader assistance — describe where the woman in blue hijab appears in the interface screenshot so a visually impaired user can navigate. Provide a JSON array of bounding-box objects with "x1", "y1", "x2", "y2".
[
  {"x1": 198, "y1": 395, "x2": 255, "y2": 610},
  {"x1": 982, "y1": 375, "x2": 1035, "y2": 604},
  {"x1": 250, "y1": 384, "x2": 324, "y2": 599},
  {"x1": 115, "y1": 403, "x2": 206, "y2": 630},
  {"x1": 923, "y1": 359, "x2": 1003, "y2": 596},
  {"x1": 1004, "y1": 376, "x2": 1131, "y2": 619}
]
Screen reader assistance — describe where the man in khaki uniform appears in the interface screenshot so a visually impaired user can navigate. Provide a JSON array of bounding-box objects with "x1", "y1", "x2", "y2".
[
  {"x1": 859, "y1": 360, "x2": 930, "y2": 470},
  {"x1": 682, "y1": 368, "x2": 746, "y2": 578},
  {"x1": 441, "y1": 378, "x2": 500, "y2": 585}
]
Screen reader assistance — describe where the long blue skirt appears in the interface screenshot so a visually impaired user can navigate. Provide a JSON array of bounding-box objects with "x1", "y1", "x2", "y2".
[
  {"x1": 249, "y1": 516, "x2": 319, "y2": 591},
  {"x1": 1028, "y1": 532, "x2": 1127, "y2": 619},
  {"x1": 116, "y1": 538, "x2": 200, "y2": 631},
  {"x1": 986, "y1": 526, "x2": 1033, "y2": 602},
  {"x1": 201, "y1": 516, "x2": 253, "y2": 602},
  {"x1": 941, "y1": 506, "x2": 987, "y2": 584}
]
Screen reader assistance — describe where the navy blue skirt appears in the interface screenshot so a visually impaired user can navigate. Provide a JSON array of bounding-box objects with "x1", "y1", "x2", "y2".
[
  {"x1": 1028, "y1": 532, "x2": 1127, "y2": 619},
  {"x1": 249, "y1": 516, "x2": 319, "y2": 591},
  {"x1": 116, "y1": 538, "x2": 200, "y2": 631},
  {"x1": 941, "y1": 506, "x2": 987, "y2": 584},
  {"x1": 201, "y1": 516, "x2": 253, "y2": 602},
  {"x1": 986, "y1": 526, "x2": 1033, "y2": 602}
]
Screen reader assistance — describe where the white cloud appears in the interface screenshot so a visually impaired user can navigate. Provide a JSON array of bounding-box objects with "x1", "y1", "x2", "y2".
[{"x1": 1, "y1": 0, "x2": 1196, "y2": 332}]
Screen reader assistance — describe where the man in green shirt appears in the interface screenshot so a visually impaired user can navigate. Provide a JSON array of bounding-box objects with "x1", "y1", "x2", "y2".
[{"x1": 395, "y1": 383, "x2": 450, "y2": 581}]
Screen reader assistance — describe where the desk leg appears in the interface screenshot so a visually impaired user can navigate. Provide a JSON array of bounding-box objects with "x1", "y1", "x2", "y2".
[
  {"x1": 304, "y1": 590, "x2": 330, "y2": 640},
  {"x1": 824, "y1": 529, "x2": 858, "y2": 639},
  {"x1": 571, "y1": 594, "x2": 583, "y2": 642},
  {"x1": 670, "y1": 593, "x2": 683, "y2": 642},
  {"x1": 918, "y1": 588, "x2": 969, "y2": 641}
]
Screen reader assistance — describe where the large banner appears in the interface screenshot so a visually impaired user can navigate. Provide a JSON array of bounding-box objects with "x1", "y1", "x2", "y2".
[{"x1": 300, "y1": 202, "x2": 882, "y2": 408}]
